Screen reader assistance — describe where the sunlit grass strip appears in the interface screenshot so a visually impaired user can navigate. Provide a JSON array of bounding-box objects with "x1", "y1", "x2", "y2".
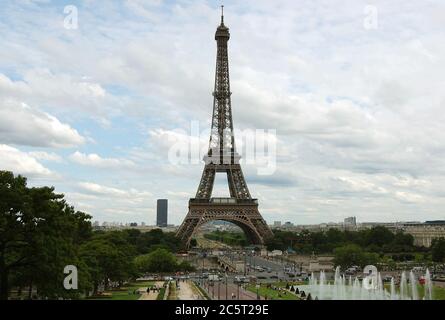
[{"x1": 246, "y1": 284, "x2": 300, "y2": 300}]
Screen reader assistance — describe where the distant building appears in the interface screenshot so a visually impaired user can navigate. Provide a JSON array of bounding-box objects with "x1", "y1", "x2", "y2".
[
  {"x1": 156, "y1": 199, "x2": 168, "y2": 227},
  {"x1": 400, "y1": 221, "x2": 445, "y2": 247},
  {"x1": 344, "y1": 217, "x2": 357, "y2": 230},
  {"x1": 283, "y1": 221, "x2": 294, "y2": 228},
  {"x1": 273, "y1": 221, "x2": 282, "y2": 227}
]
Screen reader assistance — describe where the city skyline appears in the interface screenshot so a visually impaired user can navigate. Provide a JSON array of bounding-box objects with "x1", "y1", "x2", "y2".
[{"x1": 1, "y1": 1, "x2": 445, "y2": 225}]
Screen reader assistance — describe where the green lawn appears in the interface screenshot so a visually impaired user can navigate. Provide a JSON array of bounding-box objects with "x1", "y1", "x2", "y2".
[
  {"x1": 167, "y1": 281, "x2": 178, "y2": 300},
  {"x1": 246, "y1": 284, "x2": 301, "y2": 300},
  {"x1": 432, "y1": 286, "x2": 445, "y2": 300},
  {"x1": 382, "y1": 283, "x2": 445, "y2": 300},
  {"x1": 90, "y1": 281, "x2": 156, "y2": 300}
]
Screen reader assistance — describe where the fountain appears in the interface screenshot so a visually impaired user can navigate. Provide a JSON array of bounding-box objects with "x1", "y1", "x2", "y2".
[
  {"x1": 409, "y1": 271, "x2": 419, "y2": 300},
  {"x1": 400, "y1": 271, "x2": 408, "y2": 300},
  {"x1": 302, "y1": 266, "x2": 434, "y2": 300},
  {"x1": 390, "y1": 277, "x2": 397, "y2": 300},
  {"x1": 424, "y1": 269, "x2": 433, "y2": 300}
]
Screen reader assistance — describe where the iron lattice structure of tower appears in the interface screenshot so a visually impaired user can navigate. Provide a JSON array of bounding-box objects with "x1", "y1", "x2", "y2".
[{"x1": 176, "y1": 8, "x2": 274, "y2": 248}]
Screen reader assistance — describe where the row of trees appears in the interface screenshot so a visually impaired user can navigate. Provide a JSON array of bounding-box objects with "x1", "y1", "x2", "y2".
[
  {"x1": 0, "y1": 171, "x2": 191, "y2": 300},
  {"x1": 204, "y1": 230, "x2": 247, "y2": 246},
  {"x1": 265, "y1": 227, "x2": 418, "y2": 254}
]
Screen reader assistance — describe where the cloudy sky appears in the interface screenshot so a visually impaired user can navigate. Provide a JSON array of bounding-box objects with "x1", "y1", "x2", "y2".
[{"x1": 1, "y1": 0, "x2": 444, "y2": 225}]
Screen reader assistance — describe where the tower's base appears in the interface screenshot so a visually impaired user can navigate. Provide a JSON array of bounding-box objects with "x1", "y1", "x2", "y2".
[{"x1": 176, "y1": 198, "x2": 274, "y2": 248}]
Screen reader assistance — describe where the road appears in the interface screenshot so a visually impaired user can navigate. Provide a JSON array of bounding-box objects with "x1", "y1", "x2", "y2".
[
  {"x1": 236, "y1": 254, "x2": 299, "y2": 282},
  {"x1": 200, "y1": 280, "x2": 262, "y2": 300}
]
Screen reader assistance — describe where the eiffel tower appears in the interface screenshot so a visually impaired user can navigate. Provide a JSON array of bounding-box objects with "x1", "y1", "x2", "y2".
[{"x1": 176, "y1": 7, "x2": 274, "y2": 248}]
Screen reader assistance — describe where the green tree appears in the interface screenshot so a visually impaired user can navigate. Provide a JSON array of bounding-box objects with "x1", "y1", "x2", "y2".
[
  {"x1": 140, "y1": 248, "x2": 178, "y2": 273},
  {"x1": 0, "y1": 171, "x2": 93, "y2": 300},
  {"x1": 431, "y1": 238, "x2": 445, "y2": 262},
  {"x1": 364, "y1": 226, "x2": 394, "y2": 247},
  {"x1": 334, "y1": 244, "x2": 379, "y2": 269},
  {"x1": 80, "y1": 232, "x2": 137, "y2": 292},
  {"x1": 177, "y1": 260, "x2": 195, "y2": 272}
]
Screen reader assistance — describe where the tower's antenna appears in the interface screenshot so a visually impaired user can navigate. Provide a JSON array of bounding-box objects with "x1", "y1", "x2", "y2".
[{"x1": 221, "y1": 5, "x2": 224, "y2": 24}]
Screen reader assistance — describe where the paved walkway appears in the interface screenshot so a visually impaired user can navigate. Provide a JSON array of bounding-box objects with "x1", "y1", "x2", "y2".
[
  {"x1": 177, "y1": 280, "x2": 201, "y2": 300},
  {"x1": 138, "y1": 281, "x2": 164, "y2": 300}
]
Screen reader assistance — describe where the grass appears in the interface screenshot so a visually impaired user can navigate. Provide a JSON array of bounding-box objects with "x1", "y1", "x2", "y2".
[
  {"x1": 89, "y1": 281, "x2": 156, "y2": 300},
  {"x1": 167, "y1": 281, "x2": 178, "y2": 300},
  {"x1": 382, "y1": 283, "x2": 445, "y2": 300},
  {"x1": 246, "y1": 284, "x2": 301, "y2": 300},
  {"x1": 432, "y1": 286, "x2": 445, "y2": 300},
  {"x1": 193, "y1": 281, "x2": 211, "y2": 300},
  {"x1": 157, "y1": 287, "x2": 166, "y2": 300}
]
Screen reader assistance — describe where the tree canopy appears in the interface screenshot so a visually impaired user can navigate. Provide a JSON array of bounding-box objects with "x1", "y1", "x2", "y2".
[{"x1": 0, "y1": 171, "x2": 185, "y2": 300}]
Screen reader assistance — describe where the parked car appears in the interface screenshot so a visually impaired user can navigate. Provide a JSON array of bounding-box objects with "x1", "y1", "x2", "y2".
[{"x1": 208, "y1": 274, "x2": 220, "y2": 281}]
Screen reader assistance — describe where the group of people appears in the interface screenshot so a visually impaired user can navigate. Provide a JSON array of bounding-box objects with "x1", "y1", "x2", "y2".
[{"x1": 144, "y1": 286, "x2": 160, "y2": 294}]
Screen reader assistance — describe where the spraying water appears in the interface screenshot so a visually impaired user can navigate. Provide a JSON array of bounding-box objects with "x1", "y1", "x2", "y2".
[
  {"x1": 303, "y1": 267, "x2": 433, "y2": 300},
  {"x1": 409, "y1": 271, "x2": 419, "y2": 300},
  {"x1": 424, "y1": 269, "x2": 433, "y2": 300},
  {"x1": 400, "y1": 271, "x2": 408, "y2": 300}
]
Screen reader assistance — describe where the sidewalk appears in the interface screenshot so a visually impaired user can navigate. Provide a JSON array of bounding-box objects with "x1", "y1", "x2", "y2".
[
  {"x1": 138, "y1": 281, "x2": 164, "y2": 300},
  {"x1": 177, "y1": 280, "x2": 202, "y2": 300}
]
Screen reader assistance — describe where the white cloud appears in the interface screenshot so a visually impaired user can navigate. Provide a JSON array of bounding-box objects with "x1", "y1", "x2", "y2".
[
  {"x1": 1, "y1": 1, "x2": 445, "y2": 224},
  {"x1": 0, "y1": 144, "x2": 52, "y2": 177},
  {"x1": 77, "y1": 182, "x2": 128, "y2": 197},
  {"x1": 28, "y1": 151, "x2": 62, "y2": 162},
  {"x1": 69, "y1": 151, "x2": 136, "y2": 168},
  {"x1": 0, "y1": 98, "x2": 85, "y2": 147}
]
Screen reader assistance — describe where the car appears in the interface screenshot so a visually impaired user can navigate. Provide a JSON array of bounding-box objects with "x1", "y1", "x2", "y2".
[
  {"x1": 234, "y1": 276, "x2": 246, "y2": 283},
  {"x1": 270, "y1": 275, "x2": 279, "y2": 279},
  {"x1": 258, "y1": 276, "x2": 267, "y2": 279},
  {"x1": 208, "y1": 274, "x2": 220, "y2": 281}
]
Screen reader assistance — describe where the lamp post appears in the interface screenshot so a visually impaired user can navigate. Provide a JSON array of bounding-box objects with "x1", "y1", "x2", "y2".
[
  {"x1": 225, "y1": 273, "x2": 228, "y2": 300},
  {"x1": 244, "y1": 249, "x2": 247, "y2": 277},
  {"x1": 237, "y1": 283, "x2": 240, "y2": 300}
]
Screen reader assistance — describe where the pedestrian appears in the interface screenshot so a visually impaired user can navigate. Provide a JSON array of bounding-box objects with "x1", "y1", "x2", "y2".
[{"x1": 147, "y1": 287, "x2": 150, "y2": 294}]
